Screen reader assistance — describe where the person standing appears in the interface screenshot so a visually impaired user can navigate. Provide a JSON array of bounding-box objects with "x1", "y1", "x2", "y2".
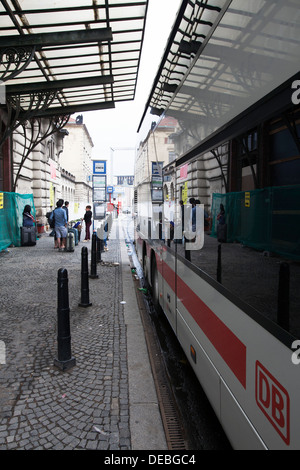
[
  {"x1": 217, "y1": 203, "x2": 227, "y2": 242},
  {"x1": 83, "y1": 205, "x2": 92, "y2": 241},
  {"x1": 22, "y1": 205, "x2": 37, "y2": 227},
  {"x1": 63, "y1": 201, "x2": 69, "y2": 223},
  {"x1": 50, "y1": 200, "x2": 68, "y2": 251}
]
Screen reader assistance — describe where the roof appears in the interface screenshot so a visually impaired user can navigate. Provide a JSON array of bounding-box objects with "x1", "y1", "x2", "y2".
[
  {"x1": 0, "y1": 0, "x2": 149, "y2": 118},
  {"x1": 138, "y1": 0, "x2": 300, "y2": 135}
]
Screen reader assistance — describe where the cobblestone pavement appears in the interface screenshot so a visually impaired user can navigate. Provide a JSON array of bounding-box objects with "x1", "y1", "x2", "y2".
[{"x1": 0, "y1": 219, "x2": 165, "y2": 450}]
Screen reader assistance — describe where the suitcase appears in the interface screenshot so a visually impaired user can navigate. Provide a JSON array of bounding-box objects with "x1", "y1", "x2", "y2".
[
  {"x1": 68, "y1": 228, "x2": 78, "y2": 245},
  {"x1": 20, "y1": 226, "x2": 36, "y2": 246},
  {"x1": 217, "y1": 223, "x2": 227, "y2": 243},
  {"x1": 65, "y1": 232, "x2": 74, "y2": 252}
]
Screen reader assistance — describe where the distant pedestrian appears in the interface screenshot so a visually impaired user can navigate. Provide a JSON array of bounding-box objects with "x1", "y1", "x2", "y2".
[
  {"x1": 217, "y1": 203, "x2": 226, "y2": 225},
  {"x1": 217, "y1": 203, "x2": 227, "y2": 242},
  {"x1": 22, "y1": 205, "x2": 36, "y2": 227},
  {"x1": 195, "y1": 199, "x2": 209, "y2": 228},
  {"x1": 49, "y1": 200, "x2": 68, "y2": 251},
  {"x1": 73, "y1": 221, "x2": 82, "y2": 241},
  {"x1": 189, "y1": 198, "x2": 196, "y2": 232},
  {"x1": 63, "y1": 201, "x2": 69, "y2": 222},
  {"x1": 83, "y1": 205, "x2": 92, "y2": 241},
  {"x1": 179, "y1": 200, "x2": 184, "y2": 234}
]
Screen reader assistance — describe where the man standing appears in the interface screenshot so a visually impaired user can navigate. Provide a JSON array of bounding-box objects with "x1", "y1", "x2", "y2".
[
  {"x1": 83, "y1": 205, "x2": 92, "y2": 241},
  {"x1": 50, "y1": 200, "x2": 68, "y2": 251},
  {"x1": 63, "y1": 201, "x2": 69, "y2": 222}
]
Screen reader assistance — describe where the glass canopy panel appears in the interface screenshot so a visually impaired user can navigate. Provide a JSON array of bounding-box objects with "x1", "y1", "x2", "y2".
[
  {"x1": 0, "y1": 0, "x2": 149, "y2": 113},
  {"x1": 141, "y1": 0, "x2": 300, "y2": 153}
]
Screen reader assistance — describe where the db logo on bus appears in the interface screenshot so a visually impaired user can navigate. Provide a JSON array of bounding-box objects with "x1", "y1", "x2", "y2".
[{"x1": 255, "y1": 361, "x2": 290, "y2": 445}]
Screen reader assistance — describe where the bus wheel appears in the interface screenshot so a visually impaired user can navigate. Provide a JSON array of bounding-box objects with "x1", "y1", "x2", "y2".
[
  {"x1": 151, "y1": 259, "x2": 160, "y2": 311},
  {"x1": 143, "y1": 253, "x2": 148, "y2": 281}
]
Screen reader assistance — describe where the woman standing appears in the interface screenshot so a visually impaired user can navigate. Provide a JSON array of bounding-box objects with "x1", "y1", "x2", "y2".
[{"x1": 22, "y1": 205, "x2": 36, "y2": 227}]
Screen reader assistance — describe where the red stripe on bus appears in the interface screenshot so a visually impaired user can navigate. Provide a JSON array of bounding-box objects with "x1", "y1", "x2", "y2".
[{"x1": 158, "y1": 256, "x2": 247, "y2": 389}]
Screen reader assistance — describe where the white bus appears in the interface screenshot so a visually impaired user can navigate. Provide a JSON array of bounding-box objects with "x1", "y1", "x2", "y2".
[{"x1": 134, "y1": 0, "x2": 300, "y2": 450}]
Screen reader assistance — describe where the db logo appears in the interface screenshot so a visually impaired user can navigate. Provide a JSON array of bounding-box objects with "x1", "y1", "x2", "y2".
[{"x1": 255, "y1": 361, "x2": 290, "y2": 445}]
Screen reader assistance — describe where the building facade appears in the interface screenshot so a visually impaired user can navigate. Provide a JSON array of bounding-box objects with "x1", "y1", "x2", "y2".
[{"x1": 0, "y1": 111, "x2": 95, "y2": 225}]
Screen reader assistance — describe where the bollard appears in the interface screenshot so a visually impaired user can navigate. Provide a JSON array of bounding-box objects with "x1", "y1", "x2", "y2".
[
  {"x1": 277, "y1": 262, "x2": 290, "y2": 332},
  {"x1": 79, "y1": 247, "x2": 92, "y2": 307},
  {"x1": 54, "y1": 268, "x2": 76, "y2": 371},
  {"x1": 96, "y1": 235, "x2": 101, "y2": 263},
  {"x1": 89, "y1": 232, "x2": 99, "y2": 279},
  {"x1": 217, "y1": 244, "x2": 222, "y2": 283}
]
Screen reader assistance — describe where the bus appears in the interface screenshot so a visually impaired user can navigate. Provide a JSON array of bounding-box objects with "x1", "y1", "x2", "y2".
[{"x1": 134, "y1": 0, "x2": 300, "y2": 450}]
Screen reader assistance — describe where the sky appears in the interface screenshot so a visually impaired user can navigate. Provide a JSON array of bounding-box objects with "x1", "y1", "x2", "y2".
[{"x1": 80, "y1": 0, "x2": 182, "y2": 179}]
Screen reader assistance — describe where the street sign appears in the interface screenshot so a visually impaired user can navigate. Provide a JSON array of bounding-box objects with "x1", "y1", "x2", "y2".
[{"x1": 93, "y1": 160, "x2": 106, "y2": 174}]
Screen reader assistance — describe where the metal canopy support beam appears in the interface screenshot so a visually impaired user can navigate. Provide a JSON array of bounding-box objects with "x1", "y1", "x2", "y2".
[
  {"x1": 0, "y1": 28, "x2": 113, "y2": 49},
  {"x1": 12, "y1": 114, "x2": 71, "y2": 191},
  {"x1": 5, "y1": 75, "x2": 114, "y2": 95},
  {"x1": 19, "y1": 100, "x2": 116, "y2": 118}
]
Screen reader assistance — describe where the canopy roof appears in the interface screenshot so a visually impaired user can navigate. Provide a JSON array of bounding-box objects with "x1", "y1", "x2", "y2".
[
  {"x1": 139, "y1": 0, "x2": 300, "y2": 139},
  {"x1": 0, "y1": 0, "x2": 149, "y2": 117}
]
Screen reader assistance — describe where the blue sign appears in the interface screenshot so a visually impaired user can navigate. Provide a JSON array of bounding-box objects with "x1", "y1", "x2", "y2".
[
  {"x1": 107, "y1": 186, "x2": 114, "y2": 193},
  {"x1": 93, "y1": 160, "x2": 106, "y2": 174}
]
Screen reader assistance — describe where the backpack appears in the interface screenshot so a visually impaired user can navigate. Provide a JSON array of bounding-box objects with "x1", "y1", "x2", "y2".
[{"x1": 46, "y1": 210, "x2": 55, "y2": 229}]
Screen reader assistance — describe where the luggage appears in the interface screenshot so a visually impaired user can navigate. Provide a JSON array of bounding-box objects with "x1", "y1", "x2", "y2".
[
  {"x1": 217, "y1": 223, "x2": 227, "y2": 243},
  {"x1": 65, "y1": 232, "x2": 74, "y2": 252},
  {"x1": 20, "y1": 226, "x2": 36, "y2": 246},
  {"x1": 68, "y1": 227, "x2": 78, "y2": 245}
]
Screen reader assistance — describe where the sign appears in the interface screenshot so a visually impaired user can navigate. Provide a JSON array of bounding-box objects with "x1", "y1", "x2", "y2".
[
  {"x1": 116, "y1": 176, "x2": 134, "y2": 186},
  {"x1": 93, "y1": 160, "x2": 106, "y2": 174},
  {"x1": 114, "y1": 186, "x2": 125, "y2": 194},
  {"x1": 49, "y1": 183, "x2": 54, "y2": 207},
  {"x1": 93, "y1": 175, "x2": 106, "y2": 187},
  {"x1": 0, "y1": 192, "x2": 3, "y2": 209},
  {"x1": 255, "y1": 361, "x2": 290, "y2": 445},
  {"x1": 151, "y1": 162, "x2": 163, "y2": 191},
  {"x1": 93, "y1": 175, "x2": 106, "y2": 202},
  {"x1": 107, "y1": 186, "x2": 114, "y2": 194},
  {"x1": 93, "y1": 202, "x2": 106, "y2": 220},
  {"x1": 182, "y1": 182, "x2": 188, "y2": 205},
  {"x1": 180, "y1": 164, "x2": 188, "y2": 180},
  {"x1": 49, "y1": 160, "x2": 56, "y2": 179},
  {"x1": 93, "y1": 188, "x2": 106, "y2": 201},
  {"x1": 245, "y1": 192, "x2": 250, "y2": 207},
  {"x1": 152, "y1": 161, "x2": 163, "y2": 176}
]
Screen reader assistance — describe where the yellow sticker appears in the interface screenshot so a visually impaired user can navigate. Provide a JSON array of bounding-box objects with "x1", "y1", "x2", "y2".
[{"x1": 245, "y1": 192, "x2": 250, "y2": 207}]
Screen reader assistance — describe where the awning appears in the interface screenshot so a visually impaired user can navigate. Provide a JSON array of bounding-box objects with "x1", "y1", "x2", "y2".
[
  {"x1": 138, "y1": 0, "x2": 300, "y2": 137},
  {"x1": 0, "y1": 0, "x2": 149, "y2": 117}
]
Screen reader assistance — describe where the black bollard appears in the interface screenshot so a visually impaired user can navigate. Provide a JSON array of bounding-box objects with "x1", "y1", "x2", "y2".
[
  {"x1": 89, "y1": 232, "x2": 99, "y2": 279},
  {"x1": 79, "y1": 247, "x2": 92, "y2": 307},
  {"x1": 217, "y1": 244, "x2": 222, "y2": 283},
  {"x1": 96, "y1": 235, "x2": 101, "y2": 263},
  {"x1": 54, "y1": 268, "x2": 76, "y2": 371},
  {"x1": 277, "y1": 262, "x2": 290, "y2": 332}
]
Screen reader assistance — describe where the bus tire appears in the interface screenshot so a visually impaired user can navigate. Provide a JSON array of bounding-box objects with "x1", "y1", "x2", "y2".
[
  {"x1": 151, "y1": 257, "x2": 160, "y2": 312},
  {"x1": 143, "y1": 252, "x2": 148, "y2": 281}
]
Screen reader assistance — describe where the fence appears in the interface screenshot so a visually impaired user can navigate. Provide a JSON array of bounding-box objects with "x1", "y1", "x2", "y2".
[
  {"x1": 211, "y1": 185, "x2": 300, "y2": 260},
  {"x1": 0, "y1": 192, "x2": 36, "y2": 251}
]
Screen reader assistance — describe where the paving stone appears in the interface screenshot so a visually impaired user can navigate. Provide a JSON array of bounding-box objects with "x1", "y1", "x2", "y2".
[{"x1": 0, "y1": 228, "x2": 130, "y2": 450}]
